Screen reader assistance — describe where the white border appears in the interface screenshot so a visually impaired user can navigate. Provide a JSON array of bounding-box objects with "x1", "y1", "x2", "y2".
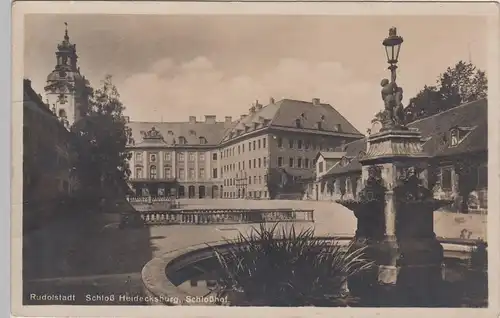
[{"x1": 11, "y1": 2, "x2": 500, "y2": 317}]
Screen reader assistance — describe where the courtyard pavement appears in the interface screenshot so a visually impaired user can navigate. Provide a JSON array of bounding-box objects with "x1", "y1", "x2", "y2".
[{"x1": 22, "y1": 199, "x2": 486, "y2": 305}]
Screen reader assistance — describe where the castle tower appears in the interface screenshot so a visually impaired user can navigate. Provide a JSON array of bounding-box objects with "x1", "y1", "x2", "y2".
[{"x1": 44, "y1": 23, "x2": 92, "y2": 129}]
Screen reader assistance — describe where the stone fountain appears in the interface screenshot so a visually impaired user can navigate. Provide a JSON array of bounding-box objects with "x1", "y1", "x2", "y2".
[{"x1": 336, "y1": 27, "x2": 453, "y2": 306}]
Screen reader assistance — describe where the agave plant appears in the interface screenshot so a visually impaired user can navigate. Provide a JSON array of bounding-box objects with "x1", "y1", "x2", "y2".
[{"x1": 207, "y1": 222, "x2": 374, "y2": 306}]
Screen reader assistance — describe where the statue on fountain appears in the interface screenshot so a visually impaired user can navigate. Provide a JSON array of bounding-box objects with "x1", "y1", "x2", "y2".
[{"x1": 380, "y1": 78, "x2": 406, "y2": 130}]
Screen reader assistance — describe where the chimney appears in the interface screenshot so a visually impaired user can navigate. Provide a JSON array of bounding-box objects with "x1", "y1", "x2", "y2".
[
  {"x1": 254, "y1": 100, "x2": 263, "y2": 110},
  {"x1": 269, "y1": 97, "x2": 275, "y2": 104},
  {"x1": 249, "y1": 106, "x2": 256, "y2": 113},
  {"x1": 225, "y1": 116, "x2": 232, "y2": 124},
  {"x1": 189, "y1": 116, "x2": 196, "y2": 124},
  {"x1": 204, "y1": 115, "x2": 216, "y2": 124},
  {"x1": 312, "y1": 98, "x2": 320, "y2": 106},
  {"x1": 240, "y1": 114, "x2": 247, "y2": 120}
]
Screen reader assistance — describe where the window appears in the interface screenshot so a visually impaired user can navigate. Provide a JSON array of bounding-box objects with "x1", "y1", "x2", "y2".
[
  {"x1": 263, "y1": 157, "x2": 267, "y2": 167},
  {"x1": 441, "y1": 167, "x2": 452, "y2": 190},
  {"x1": 150, "y1": 153, "x2": 157, "y2": 162},
  {"x1": 248, "y1": 142, "x2": 252, "y2": 151},
  {"x1": 263, "y1": 138, "x2": 266, "y2": 148},
  {"x1": 243, "y1": 161, "x2": 245, "y2": 169},
  {"x1": 249, "y1": 160, "x2": 252, "y2": 169},
  {"x1": 289, "y1": 157, "x2": 294, "y2": 168},
  {"x1": 258, "y1": 158, "x2": 262, "y2": 168},
  {"x1": 199, "y1": 136, "x2": 207, "y2": 144},
  {"x1": 212, "y1": 153, "x2": 217, "y2": 160},
  {"x1": 289, "y1": 139, "x2": 294, "y2": 148},
  {"x1": 254, "y1": 176, "x2": 257, "y2": 184},
  {"x1": 189, "y1": 168, "x2": 195, "y2": 179},
  {"x1": 164, "y1": 167, "x2": 172, "y2": 178},
  {"x1": 305, "y1": 141, "x2": 310, "y2": 150},
  {"x1": 319, "y1": 162, "x2": 324, "y2": 173},
  {"x1": 258, "y1": 139, "x2": 261, "y2": 149},
  {"x1": 189, "y1": 153, "x2": 195, "y2": 161},
  {"x1": 150, "y1": 165, "x2": 157, "y2": 179},
  {"x1": 213, "y1": 168, "x2": 218, "y2": 178},
  {"x1": 297, "y1": 158, "x2": 302, "y2": 168},
  {"x1": 178, "y1": 153, "x2": 185, "y2": 161},
  {"x1": 305, "y1": 158, "x2": 310, "y2": 168},
  {"x1": 297, "y1": 140, "x2": 303, "y2": 149},
  {"x1": 259, "y1": 176, "x2": 262, "y2": 184},
  {"x1": 253, "y1": 140, "x2": 256, "y2": 150},
  {"x1": 199, "y1": 153, "x2": 205, "y2": 161},
  {"x1": 295, "y1": 118, "x2": 302, "y2": 128},
  {"x1": 450, "y1": 129, "x2": 459, "y2": 146},
  {"x1": 238, "y1": 145, "x2": 241, "y2": 154},
  {"x1": 248, "y1": 176, "x2": 252, "y2": 184},
  {"x1": 253, "y1": 159, "x2": 256, "y2": 168},
  {"x1": 164, "y1": 152, "x2": 172, "y2": 161},
  {"x1": 136, "y1": 167, "x2": 143, "y2": 178},
  {"x1": 313, "y1": 159, "x2": 317, "y2": 167},
  {"x1": 242, "y1": 144, "x2": 245, "y2": 152},
  {"x1": 179, "y1": 168, "x2": 185, "y2": 180},
  {"x1": 136, "y1": 152, "x2": 143, "y2": 161},
  {"x1": 178, "y1": 136, "x2": 187, "y2": 144},
  {"x1": 277, "y1": 137, "x2": 283, "y2": 148},
  {"x1": 199, "y1": 168, "x2": 205, "y2": 179},
  {"x1": 278, "y1": 157, "x2": 283, "y2": 167}
]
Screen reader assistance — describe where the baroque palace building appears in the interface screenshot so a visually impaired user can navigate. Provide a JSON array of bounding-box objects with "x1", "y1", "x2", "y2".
[
  {"x1": 307, "y1": 99, "x2": 488, "y2": 213},
  {"x1": 126, "y1": 98, "x2": 365, "y2": 199}
]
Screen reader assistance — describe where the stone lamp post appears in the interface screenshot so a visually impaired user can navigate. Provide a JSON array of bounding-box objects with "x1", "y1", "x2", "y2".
[{"x1": 336, "y1": 27, "x2": 453, "y2": 306}]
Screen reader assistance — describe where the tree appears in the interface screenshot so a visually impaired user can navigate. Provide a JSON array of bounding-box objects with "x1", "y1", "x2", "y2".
[
  {"x1": 404, "y1": 61, "x2": 487, "y2": 123},
  {"x1": 70, "y1": 75, "x2": 132, "y2": 202},
  {"x1": 265, "y1": 168, "x2": 284, "y2": 200}
]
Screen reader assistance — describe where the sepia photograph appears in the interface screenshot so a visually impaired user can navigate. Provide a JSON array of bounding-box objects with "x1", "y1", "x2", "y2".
[{"x1": 11, "y1": 2, "x2": 499, "y2": 317}]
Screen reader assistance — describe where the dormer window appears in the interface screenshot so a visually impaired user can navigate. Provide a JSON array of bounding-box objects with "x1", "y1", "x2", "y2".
[
  {"x1": 178, "y1": 136, "x2": 187, "y2": 144},
  {"x1": 254, "y1": 122, "x2": 259, "y2": 129},
  {"x1": 199, "y1": 136, "x2": 207, "y2": 144},
  {"x1": 449, "y1": 126, "x2": 475, "y2": 147},
  {"x1": 295, "y1": 118, "x2": 302, "y2": 128},
  {"x1": 316, "y1": 121, "x2": 323, "y2": 130}
]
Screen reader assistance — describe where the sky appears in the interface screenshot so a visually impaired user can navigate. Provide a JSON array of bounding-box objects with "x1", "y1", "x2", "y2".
[{"x1": 24, "y1": 14, "x2": 489, "y2": 132}]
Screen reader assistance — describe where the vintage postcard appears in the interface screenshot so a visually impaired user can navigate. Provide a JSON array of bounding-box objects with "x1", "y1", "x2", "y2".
[{"x1": 11, "y1": 1, "x2": 500, "y2": 317}]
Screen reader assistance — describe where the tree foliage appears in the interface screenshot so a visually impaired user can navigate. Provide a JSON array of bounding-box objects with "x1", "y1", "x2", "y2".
[
  {"x1": 404, "y1": 61, "x2": 487, "y2": 123},
  {"x1": 70, "y1": 75, "x2": 132, "y2": 199}
]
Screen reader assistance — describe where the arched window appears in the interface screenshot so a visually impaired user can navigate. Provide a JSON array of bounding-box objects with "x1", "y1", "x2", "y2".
[
  {"x1": 178, "y1": 136, "x2": 187, "y2": 144},
  {"x1": 199, "y1": 136, "x2": 207, "y2": 144},
  {"x1": 150, "y1": 165, "x2": 157, "y2": 179},
  {"x1": 58, "y1": 109, "x2": 67, "y2": 119}
]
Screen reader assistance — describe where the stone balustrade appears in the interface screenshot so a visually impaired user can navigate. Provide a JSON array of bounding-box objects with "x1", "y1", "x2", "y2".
[{"x1": 139, "y1": 208, "x2": 315, "y2": 225}]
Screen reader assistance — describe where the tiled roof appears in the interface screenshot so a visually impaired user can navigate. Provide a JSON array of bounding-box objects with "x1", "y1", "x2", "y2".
[
  {"x1": 322, "y1": 99, "x2": 487, "y2": 178},
  {"x1": 127, "y1": 121, "x2": 230, "y2": 148},
  {"x1": 222, "y1": 98, "x2": 363, "y2": 142},
  {"x1": 407, "y1": 98, "x2": 487, "y2": 157}
]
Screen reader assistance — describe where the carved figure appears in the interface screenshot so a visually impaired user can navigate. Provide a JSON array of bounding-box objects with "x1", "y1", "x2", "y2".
[
  {"x1": 392, "y1": 86, "x2": 405, "y2": 125},
  {"x1": 380, "y1": 78, "x2": 397, "y2": 111}
]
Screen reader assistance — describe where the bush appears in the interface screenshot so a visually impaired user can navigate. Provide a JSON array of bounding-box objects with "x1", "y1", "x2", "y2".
[{"x1": 208, "y1": 223, "x2": 373, "y2": 306}]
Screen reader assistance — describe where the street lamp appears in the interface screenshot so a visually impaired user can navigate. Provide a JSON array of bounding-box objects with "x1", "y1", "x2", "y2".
[{"x1": 382, "y1": 27, "x2": 404, "y2": 83}]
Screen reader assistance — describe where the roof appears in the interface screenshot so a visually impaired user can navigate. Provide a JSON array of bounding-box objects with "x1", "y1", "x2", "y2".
[
  {"x1": 221, "y1": 98, "x2": 363, "y2": 142},
  {"x1": 127, "y1": 120, "x2": 231, "y2": 148},
  {"x1": 315, "y1": 151, "x2": 347, "y2": 161},
  {"x1": 322, "y1": 99, "x2": 487, "y2": 178}
]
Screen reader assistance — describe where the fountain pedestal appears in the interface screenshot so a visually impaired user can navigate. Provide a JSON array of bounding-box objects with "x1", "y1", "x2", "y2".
[{"x1": 338, "y1": 129, "x2": 453, "y2": 306}]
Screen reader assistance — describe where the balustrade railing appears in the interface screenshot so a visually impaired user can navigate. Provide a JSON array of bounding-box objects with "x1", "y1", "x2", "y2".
[{"x1": 139, "y1": 208, "x2": 314, "y2": 225}]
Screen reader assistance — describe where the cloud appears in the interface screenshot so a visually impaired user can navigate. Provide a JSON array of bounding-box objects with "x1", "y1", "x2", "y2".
[{"x1": 119, "y1": 56, "x2": 379, "y2": 131}]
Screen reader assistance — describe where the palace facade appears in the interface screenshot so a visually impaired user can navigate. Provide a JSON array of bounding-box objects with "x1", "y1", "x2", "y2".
[
  {"x1": 126, "y1": 98, "x2": 365, "y2": 199},
  {"x1": 307, "y1": 99, "x2": 488, "y2": 213}
]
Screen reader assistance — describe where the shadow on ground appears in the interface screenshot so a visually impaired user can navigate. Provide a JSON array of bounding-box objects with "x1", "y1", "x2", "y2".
[{"x1": 22, "y1": 200, "x2": 156, "y2": 305}]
